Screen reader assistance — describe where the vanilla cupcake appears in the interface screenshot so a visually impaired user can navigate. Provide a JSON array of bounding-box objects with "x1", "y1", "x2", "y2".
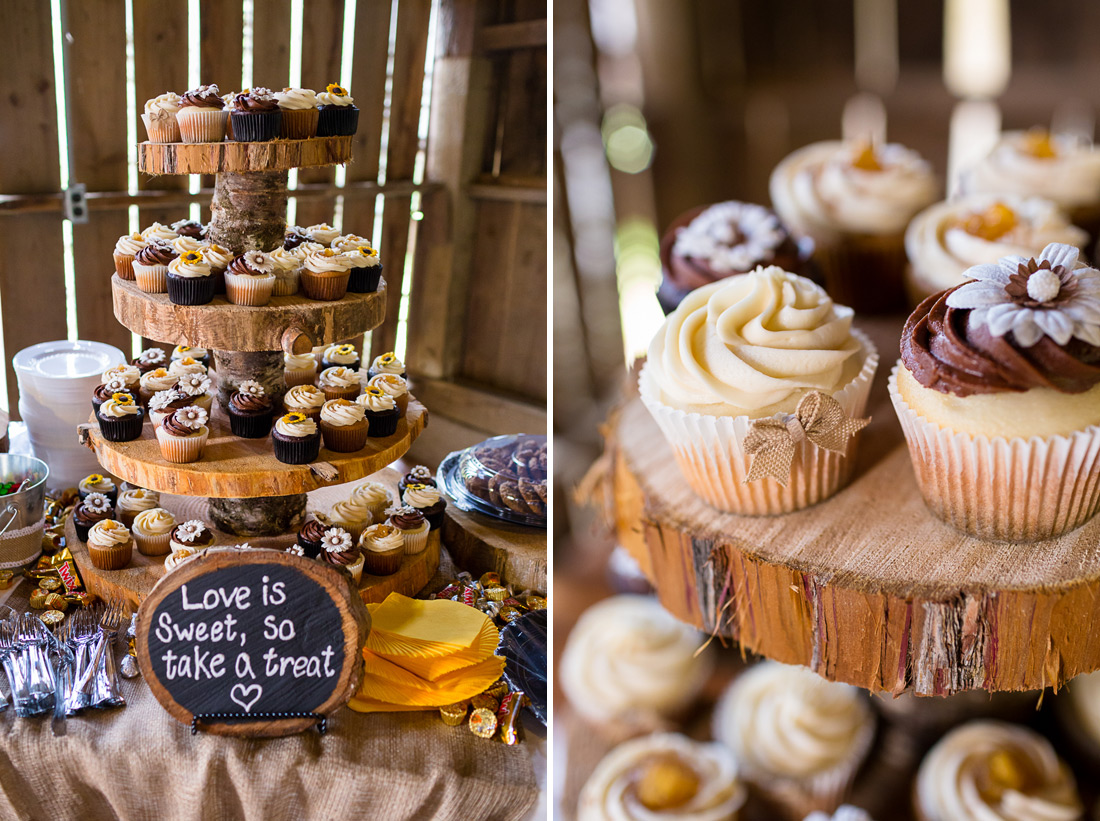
[
  {"x1": 132, "y1": 507, "x2": 176, "y2": 556},
  {"x1": 102, "y1": 363, "x2": 141, "y2": 393},
  {"x1": 268, "y1": 247, "x2": 301, "y2": 296},
  {"x1": 904, "y1": 194, "x2": 1087, "y2": 303},
  {"x1": 87, "y1": 519, "x2": 133, "y2": 570},
  {"x1": 713, "y1": 662, "x2": 875, "y2": 818},
  {"x1": 283, "y1": 384, "x2": 326, "y2": 420},
  {"x1": 274, "y1": 87, "x2": 319, "y2": 138},
  {"x1": 560, "y1": 594, "x2": 711, "y2": 734},
  {"x1": 318, "y1": 365, "x2": 360, "y2": 401},
  {"x1": 324, "y1": 496, "x2": 373, "y2": 541},
  {"x1": 770, "y1": 140, "x2": 938, "y2": 313},
  {"x1": 142, "y1": 91, "x2": 182, "y2": 143},
  {"x1": 961, "y1": 129, "x2": 1100, "y2": 238},
  {"x1": 578, "y1": 733, "x2": 746, "y2": 821},
  {"x1": 288, "y1": 240, "x2": 324, "y2": 261},
  {"x1": 113, "y1": 232, "x2": 146, "y2": 280},
  {"x1": 168, "y1": 356, "x2": 208, "y2": 378},
  {"x1": 141, "y1": 222, "x2": 179, "y2": 243},
  {"x1": 155, "y1": 405, "x2": 210, "y2": 463},
  {"x1": 387, "y1": 505, "x2": 430, "y2": 554},
  {"x1": 171, "y1": 234, "x2": 204, "y2": 255},
  {"x1": 283, "y1": 352, "x2": 317, "y2": 387},
  {"x1": 116, "y1": 488, "x2": 160, "y2": 528},
  {"x1": 641, "y1": 266, "x2": 877, "y2": 514},
  {"x1": 223, "y1": 250, "x2": 276, "y2": 306},
  {"x1": 330, "y1": 234, "x2": 371, "y2": 252},
  {"x1": 367, "y1": 373, "x2": 409, "y2": 415},
  {"x1": 914, "y1": 721, "x2": 1081, "y2": 821},
  {"x1": 300, "y1": 248, "x2": 353, "y2": 301},
  {"x1": 201, "y1": 242, "x2": 234, "y2": 280},
  {"x1": 139, "y1": 367, "x2": 178, "y2": 404},
  {"x1": 350, "y1": 480, "x2": 392, "y2": 521},
  {"x1": 305, "y1": 223, "x2": 340, "y2": 246},
  {"x1": 892, "y1": 242, "x2": 1100, "y2": 540},
  {"x1": 319, "y1": 398, "x2": 368, "y2": 452},
  {"x1": 368, "y1": 351, "x2": 406, "y2": 380}
]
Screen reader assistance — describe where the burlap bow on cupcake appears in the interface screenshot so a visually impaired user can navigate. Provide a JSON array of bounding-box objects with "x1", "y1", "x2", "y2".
[{"x1": 743, "y1": 391, "x2": 870, "y2": 485}]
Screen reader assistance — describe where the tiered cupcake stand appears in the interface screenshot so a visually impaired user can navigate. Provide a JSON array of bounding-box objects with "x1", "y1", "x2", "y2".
[
  {"x1": 598, "y1": 315, "x2": 1100, "y2": 696},
  {"x1": 72, "y1": 136, "x2": 438, "y2": 607}
]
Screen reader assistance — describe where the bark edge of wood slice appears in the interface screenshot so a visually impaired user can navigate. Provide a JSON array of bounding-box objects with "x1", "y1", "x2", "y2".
[
  {"x1": 137, "y1": 136, "x2": 353, "y2": 175},
  {"x1": 111, "y1": 275, "x2": 386, "y2": 352},
  {"x1": 601, "y1": 340, "x2": 1100, "y2": 696},
  {"x1": 441, "y1": 505, "x2": 546, "y2": 594}
]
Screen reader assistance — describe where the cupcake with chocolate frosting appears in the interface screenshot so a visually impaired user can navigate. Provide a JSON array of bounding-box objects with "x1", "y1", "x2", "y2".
[
  {"x1": 225, "y1": 251, "x2": 277, "y2": 306},
  {"x1": 73, "y1": 492, "x2": 114, "y2": 542},
  {"x1": 169, "y1": 519, "x2": 216, "y2": 553},
  {"x1": 132, "y1": 346, "x2": 167, "y2": 375},
  {"x1": 229, "y1": 87, "x2": 281, "y2": 142},
  {"x1": 319, "y1": 527, "x2": 364, "y2": 585},
  {"x1": 149, "y1": 386, "x2": 194, "y2": 427},
  {"x1": 359, "y1": 523, "x2": 405, "y2": 575},
  {"x1": 228, "y1": 379, "x2": 274, "y2": 438},
  {"x1": 891, "y1": 241, "x2": 1100, "y2": 540},
  {"x1": 171, "y1": 219, "x2": 205, "y2": 239},
  {"x1": 133, "y1": 239, "x2": 177, "y2": 294},
  {"x1": 175, "y1": 372, "x2": 213, "y2": 412},
  {"x1": 659, "y1": 201, "x2": 811, "y2": 314},
  {"x1": 297, "y1": 518, "x2": 327, "y2": 558},
  {"x1": 155, "y1": 405, "x2": 210, "y2": 463},
  {"x1": 284, "y1": 226, "x2": 311, "y2": 251},
  {"x1": 387, "y1": 505, "x2": 429, "y2": 555},
  {"x1": 315, "y1": 83, "x2": 359, "y2": 137},
  {"x1": 175, "y1": 84, "x2": 228, "y2": 143}
]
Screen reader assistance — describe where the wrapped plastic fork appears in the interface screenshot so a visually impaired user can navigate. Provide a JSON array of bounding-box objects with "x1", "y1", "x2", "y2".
[
  {"x1": 46, "y1": 620, "x2": 73, "y2": 735},
  {"x1": 65, "y1": 608, "x2": 99, "y2": 715},
  {"x1": 15, "y1": 614, "x2": 56, "y2": 717},
  {"x1": 0, "y1": 620, "x2": 25, "y2": 715}
]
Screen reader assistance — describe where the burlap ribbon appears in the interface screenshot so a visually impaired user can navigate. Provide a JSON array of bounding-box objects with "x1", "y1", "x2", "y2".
[{"x1": 743, "y1": 391, "x2": 870, "y2": 485}]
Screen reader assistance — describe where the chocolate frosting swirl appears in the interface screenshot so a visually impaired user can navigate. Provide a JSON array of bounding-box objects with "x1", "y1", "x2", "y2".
[
  {"x1": 299, "y1": 519, "x2": 327, "y2": 543},
  {"x1": 161, "y1": 412, "x2": 196, "y2": 437},
  {"x1": 390, "y1": 508, "x2": 425, "y2": 529},
  {"x1": 135, "y1": 242, "x2": 178, "y2": 265},
  {"x1": 94, "y1": 384, "x2": 132, "y2": 404},
  {"x1": 232, "y1": 92, "x2": 279, "y2": 112},
  {"x1": 322, "y1": 545, "x2": 359, "y2": 566},
  {"x1": 74, "y1": 503, "x2": 113, "y2": 527},
  {"x1": 284, "y1": 230, "x2": 310, "y2": 250},
  {"x1": 230, "y1": 390, "x2": 273, "y2": 414},
  {"x1": 227, "y1": 255, "x2": 259, "y2": 276},
  {"x1": 901, "y1": 287, "x2": 1100, "y2": 396},
  {"x1": 180, "y1": 86, "x2": 224, "y2": 108},
  {"x1": 172, "y1": 220, "x2": 205, "y2": 238}
]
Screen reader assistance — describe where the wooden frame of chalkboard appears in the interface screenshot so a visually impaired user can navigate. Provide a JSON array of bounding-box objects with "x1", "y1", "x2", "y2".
[{"x1": 136, "y1": 548, "x2": 370, "y2": 737}]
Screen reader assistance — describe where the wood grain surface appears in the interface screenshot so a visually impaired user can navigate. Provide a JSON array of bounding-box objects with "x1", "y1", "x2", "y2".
[
  {"x1": 137, "y1": 136, "x2": 353, "y2": 175},
  {"x1": 441, "y1": 504, "x2": 546, "y2": 593}
]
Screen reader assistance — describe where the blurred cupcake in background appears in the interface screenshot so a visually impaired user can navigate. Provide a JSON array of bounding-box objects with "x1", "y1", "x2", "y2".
[{"x1": 770, "y1": 140, "x2": 938, "y2": 313}]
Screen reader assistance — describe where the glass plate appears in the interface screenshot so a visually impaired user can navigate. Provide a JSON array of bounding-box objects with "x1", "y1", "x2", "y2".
[{"x1": 436, "y1": 433, "x2": 547, "y2": 528}]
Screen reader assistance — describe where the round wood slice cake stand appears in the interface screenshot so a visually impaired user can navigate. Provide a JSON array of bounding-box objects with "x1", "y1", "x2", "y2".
[
  {"x1": 441, "y1": 506, "x2": 546, "y2": 594},
  {"x1": 64, "y1": 467, "x2": 440, "y2": 611},
  {"x1": 599, "y1": 315, "x2": 1100, "y2": 697}
]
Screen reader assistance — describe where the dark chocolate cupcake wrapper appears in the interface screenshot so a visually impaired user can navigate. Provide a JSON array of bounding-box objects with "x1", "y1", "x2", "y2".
[
  {"x1": 321, "y1": 356, "x2": 361, "y2": 373},
  {"x1": 365, "y1": 407, "x2": 401, "y2": 438},
  {"x1": 230, "y1": 110, "x2": 283, "y2": 142},
  {"x1": 421, "y1": 504, "x2": 446, "y2": 531},
  {"x1": 213, "y1": 269, "x2": 227, "y2": 295},
  {"x1": 97, "y1": 409, "x2": 145, "y2": 442},
  {"x1": 272, "y1": 430, "x2": 321, "y2": 464},
  {"x1": 229, "y1": 409, "x2": 274, "y2": 439},
  {"x1": 317, "y1": 106, "x2": 359, "y2": 137},
  {"x1": 167, "y1": 273, "x2": 216, "y2": 306},
  {"x1": 347, "y1": 265, "x2": 382, "y2": 293},
  {"x1": 74, "y1": 519, "x2": 94, "y2": 542},
  {"x1": 297, "y1": 535, "x2": 324, "y2": 559}
]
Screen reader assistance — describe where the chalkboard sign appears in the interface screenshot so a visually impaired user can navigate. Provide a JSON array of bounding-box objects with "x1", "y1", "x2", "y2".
[{"x1": 136, "y1": 548, "x2": 369, "y2": 737}]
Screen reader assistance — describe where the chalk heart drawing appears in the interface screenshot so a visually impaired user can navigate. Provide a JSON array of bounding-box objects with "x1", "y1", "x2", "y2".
[{"x1": 230, "y1": 683, "x2": 263, "y2": 713}]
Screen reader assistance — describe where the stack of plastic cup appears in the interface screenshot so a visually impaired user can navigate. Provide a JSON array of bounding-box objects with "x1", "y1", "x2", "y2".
[{"x1": 13, "y1": 340, "x2": 126, "y2": 491}]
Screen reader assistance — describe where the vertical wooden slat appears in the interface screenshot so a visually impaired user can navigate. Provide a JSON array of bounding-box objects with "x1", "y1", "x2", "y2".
[
  {"x1": 252, "y1": 0, "x2": 292, "y2": 90},
  {"x1": 134, "y1": 0, "x2": 188, "y2": 231},
  {"x1": 496, "y1": 48, "x2": 546, "y2": 178},
  {"x1": 340, "y1": 0, "x2": 394, "y2": 239},
  {"x1": 371, "y1": 0, "x2": 431, "y2": 359},
  {"x1": 199, "y1": 0, "x2": 244, "y2": 207},
  {"x1": 293, "y1": 0, "x2": 345, "y2": 229},
  {"x1": 0, "y1": 1, "x2": 67, "y2": 416},
  {"x1": 68, "y1": 0, "x2": 132, "y2": 355}
]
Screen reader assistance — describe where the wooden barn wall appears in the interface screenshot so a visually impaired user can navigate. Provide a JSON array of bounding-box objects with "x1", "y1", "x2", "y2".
[{"x1": 0, "y1": 0, "x2": 548, "y2": 428}]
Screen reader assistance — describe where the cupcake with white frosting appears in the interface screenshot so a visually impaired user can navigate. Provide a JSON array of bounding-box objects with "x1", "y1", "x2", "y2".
[
  {"x1": 318, "y1": 398, "x2": 368, "y2": 452},
  {"x1": 321, "y1": 342, "x2": 360, "y2": 373},
  {"x1": 904, "y1": 194, "x2": 1087, "y2": 303},
  {"x1": 113, "y1": 232, "x2": 146, "y2": 280},
  {"x1": 357, "y1": 386, "x2": 401, "y2": 437},
  {"x1": 274, "y1": 87, "x2": 319, "y2": 138},
  {"x1": 97, "y1": 394, "x2": 145, "y2": 442},
  {"x1": 142, "y1": 92, "x2": 182, "y2": 143},
  {"x1": 271, "y1": 412, "x2": 321, "y2": 464},
  {"x1": 318, "y1": 365, "x2": 361, "y2": 402},
  {"x1": 284, "y1": 351, "x2": 317, "y2": 387},
  {"x1": 359, "y1": 523, "x2": 405, "y2": 575},
  {"x1": 578, "y1": 732, "x2": 746, "y2": 821},
  {"x1": 914, "y1": 721, "x2": 1081, "y2": 821},
  {"x1": 321, "y1": 495, "x2": 373, "y2": 541},
  {"x1": 640, "y1": 266, "x2": 878, "y2": 514},
  {"x1": 368, "y1": 373, "x2": 409, "y2": 415},
  {"x1": 770, "y1": 140, "x2": 938, "y2": 313},
  {"x1": 86, "y1": 519, "x2": 133, "y2": 570},
  {"x1": 168, "y1": 356, "x2": 207, "y2": 378},
  {"x1": 713, "y1": 662, "x2": 875, "y2": 818},
  {"x1": 316, "y1": 83, "x2": 358, "y2": 137},
  {"x1": 961, "y1": 129, "x2": 1100, "y2": 239},
  {"x1": 141, "y1": 222, "x2": 179, "y2": 243},
  {"x1": 131, "y1": 507, "x2": 176, "y2": 556},
  {"x1": 305, "y1": 223, "x2": 340, "y2": 246},
  {"x1": 368, "y1": 351, "x2": 406, "y2": 380},
  {"x1": 344, "y1": 244, "x2": 383, "y2": 293},
  {"x1": 116, "y1": 488, "x2": 160, "y2": 528},
  {"x1": 350, "y1": 481, "x2": 392, "y2": 521},
  {"x1": 166, "y1": 250, "x2": 215, "y2": 306},
  {"x1": 268, "y1": 247, "x2": 302, "y2": 296},
  {"x1": 138, "y1": 367, "x2": 178, "y2": 404},
  {"x1": 300, "y1": 248, "x2": 353, "y2": 301},
  {"x1": 171, "y1": 345, "x2": 210, "y2": 367},
  {"x1": 283, "y1": 384, "x2": 326, "y2": 420},
  {"x1": 560, "y1": 594, "x2": 711, "y2": 735}
]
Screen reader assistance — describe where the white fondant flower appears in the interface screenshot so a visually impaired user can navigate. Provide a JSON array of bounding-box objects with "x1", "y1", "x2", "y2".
[
  {"x1": 103, "y1": 377, "x2": 128, "y2": 394},
  {"x1": 673, "y1": 202, "x2": 787, "y2": 273},
  {"x1": 286, "y1": 543, "x2": 305, "y2": 556},
  {"x1": 322, "y1": 528, "x2": 353, "y2": 552},
  {"x1": 408, "y1": 465, "x2": 432, "y2": 481},
  {"x1": 234, "y1": 542, "x2": 253, "y2": 550},
  {"x1": 149, "y1": 390, "x2": 174, "y2": 411},
  {"x1": 238, "y1": 379, "x2": 265, "y2": 397},
  {"x1": 179, "y1": 373, "x2": 212, "y2": 396},
  {"x1": 83, "y1": 492, "x2": 111, "y2": 513},
  {"x1": 243, "y1": 250, "x2": 275, "y2": 274},
  {"x1": 138, "y1": 348, "x2": 166, "y2": 364},
  {"x1": 175, "y1": 520, "x2": 207, "y2": 542},
  {"x1": 948, "y1": 242, "x2": 1100, "y2": 347},
  {"x1": 177, "y1": 405, "x2": 209, "y2": 430}
]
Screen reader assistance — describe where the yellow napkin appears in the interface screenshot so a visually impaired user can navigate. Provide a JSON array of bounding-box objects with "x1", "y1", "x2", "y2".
[
  {"x1": 369, "y1": 619, "x2": 500, "y2": 681},
  {"x1": 366, "y1": 595, "x2": 492, "y2": 657}
]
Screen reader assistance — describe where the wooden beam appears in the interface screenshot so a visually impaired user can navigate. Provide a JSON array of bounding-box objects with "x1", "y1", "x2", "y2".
[
  {"x1": 410, "y1": 376, "x2": 546, "y2": 436},
  {"x1": 476, "y1": 20, "x2": 547, "y2": 52},
  {"x1": 468, "y1": 175, "x2": 547, "y2": 204}
]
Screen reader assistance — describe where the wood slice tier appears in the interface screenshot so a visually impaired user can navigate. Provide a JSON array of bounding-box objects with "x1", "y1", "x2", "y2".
[
  {"x1": 83, "y1": 399, "x2": 428, "y2": 498},
  {"x1": 441, "y1": 505, "x2": 547, "y2": 594},
  {"x1": 64, "y1": 470, "x2": 440, "y2": 610},
  {"x1": 111, "y1": 275, "x2": 385, "y2": 352},
  {"x1": 137, "y1": 136, "x2": 353, "y2": 175},
  {"x1": 602, "y1": 316, "x2": 1100, "y2": 696}
]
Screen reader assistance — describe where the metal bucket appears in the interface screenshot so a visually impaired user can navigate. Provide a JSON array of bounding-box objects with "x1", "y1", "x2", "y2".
[{"x1": 0, "y1": 454, "x2": 49, "y2": 569}]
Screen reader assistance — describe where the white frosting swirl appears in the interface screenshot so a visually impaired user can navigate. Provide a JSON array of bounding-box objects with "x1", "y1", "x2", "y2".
[
  {"x1": 306, "y1": 223, "x2": 340, "y2": 244},
  {"x1": 331, "y1": 497, "x2": 372, "y2": 525},
  {"x1": 318, "y1": 366, "x2": 360, "y2": 389},
  {"x1": 201, "y1": 244, "x2": 234, "y2": 270},
  {"x1": 368, "y1": 374, "x2": 407, "y2": 398},
  {"x1": 770, "y1": 141, "x2": 938, "y2": 238},
  {"x1": 143, "y1": 92, "x2": 181, "y2": 120},
  {"x1": 962, "y1": 131, "x2": 1100, "y2": 211},
  {"x1": 304, "y1": 249, "x2": 353, "y2": 273},
  {"x1": 103, "y1": 364, "x2": 140, "y2": 387},
  {"x1": 915, "y1": 721, "x2": 1082, "y2": 821},
  {"x1": 320, "y1": 399, "x2": 365, "y2": 426},
  {"x1": 402, "y1": 484, "x2": 441, "y2": 508},
  {"x1": 168, "y1": 254, "x2": 212, "y2": 278},
  {"x1": 275, "y1": 414, "x2": 318, "y2": 438},
  {"x1": 356, "y1": 390, "x2": 396, "y2": 413},
  {"x1": 141, "y1": 222, "x2": 178, "y2": 242},
  {"x1": 578, "y1": 733, "x2": 746, "y2": 821},
  {"x1": 289, "y1": 240, "x2": 324, "y2": 261},
  {"x1": 79, "y1": 475, "x2": 115, "y2": 494},
  {"x1": 171, "y1": 345, "x2": 207, "y2": 361},
  {"x1": 370, "y1": 353, "x2": 404, "y2": 375},
  {"x1": 115, "y1": 233, "x2": 146, "y2": 255},
  {"x1": 284, "y1": 384, "x2": 325, "y2": 411},
  {"x1": 133, "y1": 507, "x2": 175, "y2": 535},
  {"x1": 99, "y1": 398, "x2": 141, "y2": 418},
  {"x1": 331, "y1": 234, "x2": 371, "y2": 252},
  {"x1": 118, "y1": 488, "x2": 159, "y2": 515},
  {"x1": 171, "y1": 235, "x2": 204, "y2": 255},
  {"x1": 804, "y1": 807, "x2": 874, "y2": 821},
  {"x1": 673, "y1": 202, "x2": 787, "y2": 273},
  {"x1": 168, "y1": 357, "x2": 207, "y2": 377},
  {"x1": 560, "y1": 594, "x2": 711, "y2": 727},
  {"x1": 140, "y1": 368, "x2": 177, "y2": 394},
  {"x1": 275, "y1": 87, "x2": 317, "y2": 110},
  {"x1": 317, "y1": 89, "x2": 354, "y2": 107},
  {"x1": 268, "y1": 247, "x2": 300, "y2": 272},
  {"x1": 360, "y1": 524, "x2": 404, "y2": 552},
  {"x1": 646, "y1": 267, "x2": 863, "y2": 416},
  {"x1": 323, "y1": 344, "x2": 358, "y2": 365},
  {"x1": 88, "y1": 519, "x2": 131, "y2": 548},
  {"x1": 345, "y1": 247, "x2": 381, "y2": 268},
  {"x1": 284, "y1": 352, "x2": 316, "y2": 372},
  {"x1": 712, "y1": 662, "x2": 873, "y2": 781},
  {"x1": 352, "y1": 481, "x2": 391, "y2": 507}
]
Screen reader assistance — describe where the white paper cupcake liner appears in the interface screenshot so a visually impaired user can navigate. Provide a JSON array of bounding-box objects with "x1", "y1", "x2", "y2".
[
  {"x1": 400, "y1": 526, "x2": 430, "y2": 555},
  {"x1": 224, "y1": 271, "x2": 276, "y2": 306},
  {"x1": 888, "y1": 363, "x2": 1100, "y2": 542},
  {"x1": 284, "y1": 367, "x2": 316, "y2": 388},
  {"x1": 155, "y1": 425, "x2": 209, "y2": 463},
  {"x1": 133, "y1": 262, "x2": 168, "y2": 293},
  {"x1": 638, "y1": 329, "x2": 878, "y2": 515},
  {"x1": 272, "y1": 267, "x2": 301, "y2": 296},
  {"x1": 133, "y1": 527, "x2": 172, "y2": 556},
  {"x1": 176, "y1": 108, "x2": 228, "y2": 143},
  {"x1": 141, "y1": 113, "x2": 181, "y2": 144}
]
